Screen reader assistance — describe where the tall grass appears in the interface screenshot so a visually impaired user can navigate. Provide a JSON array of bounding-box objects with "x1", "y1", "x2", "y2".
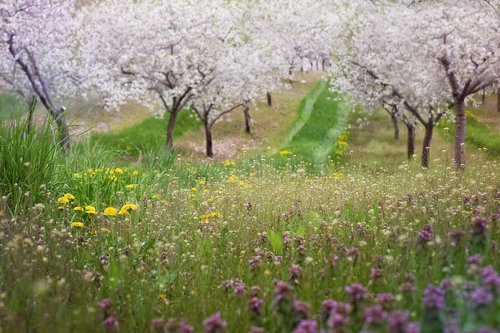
[{"x1": 0, "y1": 116, "x2": 61, "y2": 214}]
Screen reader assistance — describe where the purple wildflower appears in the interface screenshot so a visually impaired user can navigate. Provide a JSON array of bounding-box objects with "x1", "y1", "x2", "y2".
[
  {"x1": 234, "y1": 282, "x2": 246, "y2": 295},
  {"x1": 348, "y1": 247, "x2": 359, "y2": 261},
  {"x1": 98, "y1": 299, "x2": 112, "y2": 311},
  {"x1": 423, "y1": 285, "x2": 445, "y2": 310},
  {"x1": 283, "y1": 232, "x2": 292, "y2": 249},
  {"x1": 289, "y1": 264, "x2": 302, "y2": 280},
  {"x1": 345, "y1": 283, "x2": 367, "y2": 303},
  {"x1": 320, "y1": 300, "x2": 337, "y2": 322},
  {"x1": 440, "y1": 278, "x2": 454, "y2": 291},
  {"x1": 467, "y1": 254, "x2": 483, "y2": 267},
  {"x1": 248, "y1": 297, "x2": 264, "y2": 314},
  {"x1": 327, "y1": 313, "x2": 349, "y2": 330},
  {"x1": 376, "y1": 293, "x2": 395, "y2": 304},
  {"x1": 103, "y1": 316, "x2": 119, "y2": 331},
  {"x1": 418, "y1": 224, "x2": 433, "y2": 243},
  {"x1": 202, "y1": 312, "x2": 227, "y2": 333},
  {"x1": 180, "y1": 321, "x2": 194, "y2": 333},
  {"x1": 363, "y1": 304, "x2": 387, "y2": 325},
  {"x1": 336, "y1": 303, "x2": 351, "y2": 315},
  {"x1": 249, "y1": 256, "x2": 262, "y2": 270},
  {"x1": 293, "y1": 299, "x2": 310, "y2": 318},
  {"x1": 471, "y1": 217, "x2": 488, "y2": 235},
  {"x1": 402, "y1": 282, "x2": 415, "y2": 293},
  {"x1": 471, "y1": 287, "x2": 493, "y2": 307},
  {"x1": 370, "y1": 268, "x2": 383, "y2": 279},
  {"x1": 295, "y1": 236, "x2": 306, "y2": 256},
  {"x1": 152, "y1": 318, "x2": 164, "y2": 332},
  {"x1": 292, "y1": 320, "x2": 318, "y2": 333},
  {"x1": 481, "y1": 267, "x2": 500, "y2": 288},
  {"x1": 407, "y1": 323, "x2": 420, "y2": 333},
  {"x1": 273, "y1": 280, "x2": 294, "y2": 304},
  {"x1": 388, "y1": 311, "x2": 409, "y2": 333}
]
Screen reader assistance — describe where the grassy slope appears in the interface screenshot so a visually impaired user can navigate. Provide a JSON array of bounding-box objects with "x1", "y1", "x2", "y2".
[
  {"x1": 283, "y1": 81, "x2": 349, "y2": 165},
  {"x1": 89, "y1": 110, "x2": 201, "y2": 156},
  {"x1": 176, "y1": 73, "x2": 322, "y2": 160},
  {"x1": 469, "y1": 94, "x2": 499, "y2": 132},
  {"x1": 347, "y1": 108, "x2": 492, "y2": 170}
]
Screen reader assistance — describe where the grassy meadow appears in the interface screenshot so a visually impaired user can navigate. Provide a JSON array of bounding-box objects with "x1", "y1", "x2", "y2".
[{"x1": 1, "y1": 79, "x2": 500, "y2": 333}]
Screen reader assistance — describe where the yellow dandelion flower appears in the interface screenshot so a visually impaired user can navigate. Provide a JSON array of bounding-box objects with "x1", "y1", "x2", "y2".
[
  {"x1": 63, "y1": 193, "x2": 75, "y2": 200},
  {"x1": 133, "y1": 170, "x2": 139, "y2": 176},
  {"x1": 70, "y1": 222, "x2": 84, "y2": 229},
  {"x1": 103, "y1": 207, "x2": 118, "y2": 216},
  {"x1": 151, "y1": 194, "x2": 159, "y2": 200},
  {"x1": 57, "y1": 197, "x2": 70, "y2": 205},
  {"x1": 118, "y1": 203, "x2": 138, "y2": 215},
  {"x1": 197, "y1": 179, "x2": 206, "y2": 186},
  {"x1": 100, "y1": 227, "x2": 110, "y2": 234},
  {"x1": 85, "y1": 206, "x2": 96, "y2": 214},
  {"x1": 114, "y1": 167, "x2": 124, "y2": 174},
  {"x1": 191, "y1": 187, "x2": 198, "y2": 192},
  {"x1": 73, "y1": 206, "x2": 84, "y2": 212},
  {"x1": 199, "y1": 211, "x2": 220, "y2": 223},
  {"x1": 228, "y1": 175, "x2": 240, "y2": 183},
  {"x1": 224, "y1": 159, "x2": 234, "y2": 166},
  {"x1": 279, "y1": 150, "x2": 291, "y2": 156},
  {"x1": 331, "y1": 172, "x2": 343, "y2": 181},
  {"x1": 126, "y1": 184, "x2": 137, "y2": 190}
]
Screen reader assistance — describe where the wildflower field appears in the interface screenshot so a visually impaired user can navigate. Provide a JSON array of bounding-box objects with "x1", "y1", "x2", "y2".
[{"x1": 1, "y1": 80, "x2": 499, "y2": 333}]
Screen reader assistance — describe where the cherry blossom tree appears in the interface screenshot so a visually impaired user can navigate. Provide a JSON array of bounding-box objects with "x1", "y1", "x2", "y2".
[
  {"x1": 0, "y1": 0, "x2": 80, "y2": 150},
  {"x1": 78, "y1": 0, "x2": 222, "y2": 151},
  {"x1": 189, "y1": 39, "x2": 281, "y2": 157},
  {"x1": 331, "y1": 0, "x2": 499, "y2": 168},
  {"x1": 249, "y1": 0, "x2": 344, "y2": 80}
]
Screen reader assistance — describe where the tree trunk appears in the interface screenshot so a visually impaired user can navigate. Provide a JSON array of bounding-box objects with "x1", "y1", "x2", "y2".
[
  {"x1": 55, "y1": 108, "x2": 70, "y2": 151},
  {"x1": 267, "y1": 92, "x2": 272, "y2": 107},
  {"x1": 166, "y1": 110, "x2": 178, "y2": 151},
  {"x1": 421, "y1": 123, "x2": 433, "y2": 168},
  {"x1": 204, "y1": 123, "x2": 213, "y2": 158},
  {"x1": 454, "y1": 98, "x2": 467, "y2": 169},
  {"x1": 497, "y1": 88, "x2": 500, "y2": 113},
  {"x1": 391, "y1": 113, "x2": 400, "y2": 140},
  {"x1": 481, "y1": 90, "x2": 486, "y2": 104},
  {"x1": 406, "y1": 123, "x2": 416, "y2": 160},
  {"x1": 243, "y1": 104, "x2": 252, "y2": 134},
  {"x1": 26, "y1": 96, "x2": 37, "y2": 136}
]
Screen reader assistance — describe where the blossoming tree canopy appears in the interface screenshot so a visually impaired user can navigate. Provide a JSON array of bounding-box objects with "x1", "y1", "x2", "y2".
[
  {"x1": 398, "y1": 0, "x2": 500, "y2": 168},
  {"x1": 331, "y1": 0, "x2": 500, "y2": 168},
  {"x1": 0, "y1": 0, "x2": 80, "y2": 150},
  {"x1": 79, "y1": 0, "x2": 195, "y2": 149},
  {"x1": 78, "y1": 0, "x2": 272, "y2": 152}
]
